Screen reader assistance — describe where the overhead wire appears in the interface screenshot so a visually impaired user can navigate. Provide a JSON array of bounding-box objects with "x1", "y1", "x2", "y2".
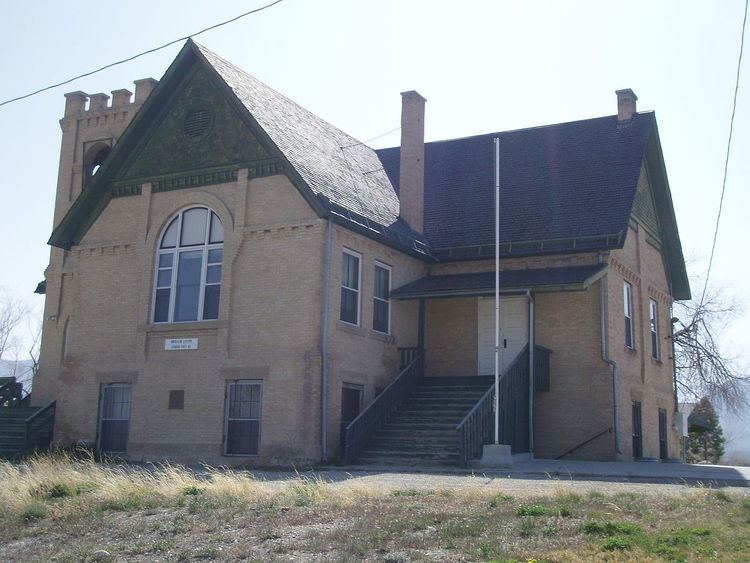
[
  {"x1": 699, "y1": 0, "x2": 748, "y2": 305},
  {"x1": 0, "y1": 0, "x2": 286, "y2": 109}
]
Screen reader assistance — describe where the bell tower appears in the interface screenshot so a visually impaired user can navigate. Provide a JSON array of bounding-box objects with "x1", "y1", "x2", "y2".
[{"x1": 53, "y1": 78, "x2": 158, "y2": 228}]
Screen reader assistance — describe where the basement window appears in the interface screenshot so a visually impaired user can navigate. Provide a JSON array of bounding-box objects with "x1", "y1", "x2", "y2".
[{"x1": 224, "y1": 380, "x2": 262, "y2": 456}]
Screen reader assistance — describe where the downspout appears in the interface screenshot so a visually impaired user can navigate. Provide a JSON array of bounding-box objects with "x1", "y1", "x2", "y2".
[
  {"x1": 526, "y1": 289, "x2": 535, "y2": 454},
  {"x1": 599, "y1": 270, "x2": 622, "y2": 455},
  {"x1": 320, "y1": 216, "x2": 333, "y2": 463}
]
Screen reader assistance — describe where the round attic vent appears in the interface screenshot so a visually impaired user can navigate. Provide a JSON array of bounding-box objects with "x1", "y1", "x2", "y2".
[{"x1": 183, "y1": 108, "x2": 212, "y2": 139}]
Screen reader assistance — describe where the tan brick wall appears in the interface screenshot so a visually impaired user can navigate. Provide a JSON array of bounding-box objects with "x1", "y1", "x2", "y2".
[
  {"x1": 608, "y1": 219, "x2": 681, "y2": 460},
  {"x1": 534, "y1": 284, "x2": 615, "y2": 460},
  {"x1": 325, "y1": 225, "x2": 428, "y2": 458},
  {"x1": 35, "y1": 168, "x2": 333, "y2": 466},
  {"x1": 424, "y1": 298, "x2": 478, "y2": 377}
]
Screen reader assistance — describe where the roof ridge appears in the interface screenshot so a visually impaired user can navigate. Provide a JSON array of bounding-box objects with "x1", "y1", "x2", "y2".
[
  {"x1": 377, "y1": 111, "x2": 657, "y2": 151},
  {"x1": 191, "y1": 41, "x2": 364, "y2": 148}
]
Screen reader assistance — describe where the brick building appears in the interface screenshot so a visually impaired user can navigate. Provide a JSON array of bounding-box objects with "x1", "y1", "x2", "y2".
[{"x1": 27, "y1": 40, "x2": 690, "y2": 465}]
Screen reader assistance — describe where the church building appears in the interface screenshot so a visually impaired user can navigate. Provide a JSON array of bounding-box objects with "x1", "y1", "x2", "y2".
[{"x1": 28, "y1": 40, "x2": 690, "y2": 466}]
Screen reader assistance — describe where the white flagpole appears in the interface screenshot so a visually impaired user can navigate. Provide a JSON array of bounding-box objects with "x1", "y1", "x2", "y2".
[{"x1": 494, "y1": 137, "x2": 500, "y2": 445}]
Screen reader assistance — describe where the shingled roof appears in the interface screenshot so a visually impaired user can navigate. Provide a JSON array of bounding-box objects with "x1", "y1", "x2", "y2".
[
  {"x1": 377, "y1": 112, "x2": 690, "y2": 298},
  {"x1": 377, "y1": 114, "x2": 652, "y2": 251},
  {"x1": 194, "y1": 43, "x2": 400, "y2": 227},
  {"x1": 47, "y1": 40, "x2": 688, "y2": 297}
]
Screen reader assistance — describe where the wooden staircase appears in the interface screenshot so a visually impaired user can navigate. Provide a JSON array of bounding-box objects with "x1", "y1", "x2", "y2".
[
  {"x1": 354, "y1": 376, "x2": 495, "y2": 466},
  {"x1": 0, "y1": 378, "x2": 56, "y2": 459}
]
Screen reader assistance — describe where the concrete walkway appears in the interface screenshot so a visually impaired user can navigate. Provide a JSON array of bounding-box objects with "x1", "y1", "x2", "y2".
[
  {"x1": 508, "y1": 458, "x2": 750, "y2": 486},
  {"x1": 300, "y1": 459, "x2": 750, "y2": 488}
]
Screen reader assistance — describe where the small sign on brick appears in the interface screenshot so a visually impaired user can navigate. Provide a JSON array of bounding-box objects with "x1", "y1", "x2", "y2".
[{"x1": 164, "y1": 338, "x2": 198, "y2": 351}]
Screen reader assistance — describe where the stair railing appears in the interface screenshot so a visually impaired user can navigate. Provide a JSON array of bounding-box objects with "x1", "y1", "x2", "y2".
[
  {"x1": 555, "y1": 427, "x2": 612, "y2": 459},
  {"x1": 0, "y1": 378, "x2": 24, "y2": 407},
  {"x1": 344, "y1": 354, "x2": 423, "y2": 464},
  {"x1": 24, "y1": 401, "x2": 56, "y2": 452},
  {"x1": 456, "y1": 346, "x2": 532, "y2": 467}
]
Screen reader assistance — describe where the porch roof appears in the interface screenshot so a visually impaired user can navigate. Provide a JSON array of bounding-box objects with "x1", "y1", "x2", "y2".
[{"x1": 391, "y1": 263, "x2": 608, "y2": 299}]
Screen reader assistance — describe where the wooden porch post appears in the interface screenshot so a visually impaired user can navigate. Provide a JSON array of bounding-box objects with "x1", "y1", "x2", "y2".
[{"x1": 417, "y1": 298, "x2": 426, "y2": 354}]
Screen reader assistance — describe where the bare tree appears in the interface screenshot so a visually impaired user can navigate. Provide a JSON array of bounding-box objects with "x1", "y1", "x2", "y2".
[
  {"x1": 672, "y1": 284, "x2": 749, "y2": 411},
  {"x1": 0, "y1": 289, "x2": 28, "y2": 361}
]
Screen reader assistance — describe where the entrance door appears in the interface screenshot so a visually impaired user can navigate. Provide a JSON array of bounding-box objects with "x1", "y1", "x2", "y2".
[
  {"x1": 340, "y1": 384, "x2": 363, "y2": 449},
  {"x1": 98, "y1": 384, "x2": 132, "y2": 453},
  {"x1": 632, "y1": 401, "x2": 643, "y2": 459},
  {"x1": 477, "y1": 296, "x2": 529, "y2": 376},
  {"x1": 658, "y1": 408, "x2": 668, "y2": 460}
]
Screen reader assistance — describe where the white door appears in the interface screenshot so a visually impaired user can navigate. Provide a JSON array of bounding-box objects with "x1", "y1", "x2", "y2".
[{"x1": 477, "y1": 297, "x2": 529, "y2": 375}]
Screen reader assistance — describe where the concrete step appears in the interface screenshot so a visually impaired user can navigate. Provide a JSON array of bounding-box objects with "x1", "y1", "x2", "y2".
[
  {"x1": 366, "y1": 440, "x2": 457, "y2": 453},
  {"x1": 373, "y1": 429, "x2": 457, "y2": 440},
  {"x1": 388, "y1": 417, "x2": 466, "y2": 425},
  {"x1": 358, "y1": 450, "x2": 458, "y2": 465},
  {"x1": 382, "y1": 421, "x2": 459, "y2": 431}
]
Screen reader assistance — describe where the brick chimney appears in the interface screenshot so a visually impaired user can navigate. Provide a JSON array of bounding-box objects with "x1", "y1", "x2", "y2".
[
  {"x1": 399, "y1": 90, "x2": 426, "y2": 233},
  {"x1": 616, "y1": 88, "x2": 638, "y2": 122}
]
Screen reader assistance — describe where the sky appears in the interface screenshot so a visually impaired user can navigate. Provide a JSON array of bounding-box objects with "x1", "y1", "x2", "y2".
[{"x1": 0, "y1": 0, "x2": 748, "y2": 393}]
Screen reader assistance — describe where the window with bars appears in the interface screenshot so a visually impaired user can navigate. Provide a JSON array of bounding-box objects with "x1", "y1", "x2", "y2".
[
  {"x1": 98, "y1": 384, "x2": 131, "y2": 453},
  {"x1": 152, "y1": 207, "x2": 224, "y2": 323},
  {"x1": 340, "y1": 249, "x2": 361, "y2": 325},
  {"x1": 373, "y1": 262, "x2": 391, "y2": 334},
  {"x1": 224, "y1": 381, "x2": 262, "y2": 456},
  {"x1": 649, "y1": 299, "x2": 660, "y2": 360},
  {"x1": 623, "y1": 282, "x2": 634, "y2": 349}
]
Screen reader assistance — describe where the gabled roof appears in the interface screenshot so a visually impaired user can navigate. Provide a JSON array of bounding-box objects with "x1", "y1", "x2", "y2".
[
  {"x1": 377, "y1": 114, "x2": 653, "y2": 249},
  {"x1": 47, "y1": 41, "x2": 688, "y2": 298},
  {"x1": 49, "y1": 40, "x2": 401, "y2": 249},
  {"x1": 377, "y1": 114, "x2": 690, "y2": 299},
  {"x1": 194, "y1": 43, "x2": 400, "y2": 226}
]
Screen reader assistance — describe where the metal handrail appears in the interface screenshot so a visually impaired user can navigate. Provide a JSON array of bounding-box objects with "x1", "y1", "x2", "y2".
[
  {"x1": 25, "y1": 401, "x2": 56, "y2": 424},
  {"x1": 344, "y1": 354, "x2": 423, "y2": 463},
  {"x1": 456, "y1": 346, "x2": 531, "y2": 466},
  {"x1": 456, "y1": 382, "x2": 496, "y2": 431},
  {"x1": 555, "y1": 427, "x2": 613, "y2": 460},
  {"x1": 24, "y1": 401, "x2": 56, "y2": 453}
]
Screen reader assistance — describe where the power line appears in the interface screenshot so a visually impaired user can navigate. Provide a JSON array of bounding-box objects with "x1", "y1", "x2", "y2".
[
  {"x1": 699, "y1": 0, "x2": 748, "y2": 306},
  {"x1": 0, "y1": 0, "x2": 286, "y2": 109},
  {"x1": 340, "y1": 126, "x2": 401, "y2": 149}
]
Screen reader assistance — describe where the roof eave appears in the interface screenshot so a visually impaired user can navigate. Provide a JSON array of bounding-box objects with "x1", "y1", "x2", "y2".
[{"x1": 645, "y1": 120, "x2": 691, "y2": 300}]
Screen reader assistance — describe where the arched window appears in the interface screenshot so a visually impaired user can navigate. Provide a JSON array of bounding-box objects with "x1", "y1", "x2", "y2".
[{"x1": 152, "y1": 207, "x2": 224, "y2": 323}]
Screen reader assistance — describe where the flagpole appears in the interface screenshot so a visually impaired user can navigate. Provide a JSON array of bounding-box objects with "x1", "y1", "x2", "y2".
[{"x1": 494, "y1": 137, "x2": 500, "y2": 445}]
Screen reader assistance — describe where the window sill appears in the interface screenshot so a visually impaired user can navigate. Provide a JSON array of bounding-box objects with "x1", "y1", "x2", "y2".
[
  {"x1": 624, "y1": 346, "x2": 637, "y2": 354},
  {"x1": 650, "y1": 357, "x2": 663, "y2": 365},
  {"x1": 336, "y1": 320, "x2": 365, "y2": 337},
  {"x1": 141, "y1": 319, "x2": 228, "y2": 333},
  {"x1": 370, "y1": 330, "x2": 395, "y2": 344}
]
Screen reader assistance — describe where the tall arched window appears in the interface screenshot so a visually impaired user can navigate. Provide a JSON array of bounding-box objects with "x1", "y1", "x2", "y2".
[{"x1": 153, "y1": 207, "x2": 224, "y2": 323}]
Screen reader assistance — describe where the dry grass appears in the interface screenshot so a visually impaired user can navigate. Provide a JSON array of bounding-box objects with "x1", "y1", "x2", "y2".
[{"x1": 1, "y1": 454, "x2": 749, "y2": 561}]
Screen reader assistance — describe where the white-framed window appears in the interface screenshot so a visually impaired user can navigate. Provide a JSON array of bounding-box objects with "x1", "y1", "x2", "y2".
[
  {"x1": 623, "y1": 282, "x2": 634, "y2": 349},
  {"x1": 152, "y1": 207, "x2": 224, "y2": 323},
  {"x1": 649, "y1": 298, "x2": 659, "y2": 360},
  {"x1": 373, "y1": 261, "x2": 391, "y2": 334},
  {"x1": 340, "y1": 249, "x2": 361, "y2": 325},
  {"x1": 224, "y1": 380, "x2": 262, "y2": 456}
]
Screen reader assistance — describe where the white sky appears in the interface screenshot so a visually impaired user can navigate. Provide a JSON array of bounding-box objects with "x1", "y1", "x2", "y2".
[{"x1": 0, "y1": 0, "x2": 748, "y2": 382}]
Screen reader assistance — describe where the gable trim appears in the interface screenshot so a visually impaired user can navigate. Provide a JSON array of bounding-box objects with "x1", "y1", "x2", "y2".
[{"x1": 48, "y1": 40, "x2": 327, "y2": 250}]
